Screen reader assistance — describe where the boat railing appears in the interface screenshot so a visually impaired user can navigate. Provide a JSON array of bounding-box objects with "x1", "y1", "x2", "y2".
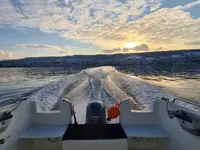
[
  {"x1": 0, "y1": 97, "x2": 27, "y2": 108},
  {"x1": 172, "y1": 98, "x2": 200, "y2": 107},
  {"x1": 161, "y1": 97, "x2": 200, "y2": 108}
]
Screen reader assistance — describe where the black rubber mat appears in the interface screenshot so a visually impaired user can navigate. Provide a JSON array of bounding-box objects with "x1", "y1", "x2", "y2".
[{"x1": 62, "y1": 123, "x2": 127, "y2": 140}]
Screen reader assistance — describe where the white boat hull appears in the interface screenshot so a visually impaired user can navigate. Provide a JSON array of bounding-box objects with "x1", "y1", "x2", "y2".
[{"x1": 0, "y1": 98, "x2": 200, "y2": 150}]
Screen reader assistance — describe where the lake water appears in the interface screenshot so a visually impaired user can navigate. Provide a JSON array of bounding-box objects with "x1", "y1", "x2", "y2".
[
  {"x1": 0, "y1": 66, "x2": 199, "y2": 118},
  {"x1": 0, "y1": 67, "x2": 80, "y2": 102}
]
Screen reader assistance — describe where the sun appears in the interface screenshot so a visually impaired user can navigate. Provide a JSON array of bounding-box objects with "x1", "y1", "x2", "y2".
[{"x1": 124, "y1": 42, "x2": 138, "y2": 49}]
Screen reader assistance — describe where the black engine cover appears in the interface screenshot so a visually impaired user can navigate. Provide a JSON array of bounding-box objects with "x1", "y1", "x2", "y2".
[{"x1": 85, "y1": 101, "x2": 106, "y2": 124}]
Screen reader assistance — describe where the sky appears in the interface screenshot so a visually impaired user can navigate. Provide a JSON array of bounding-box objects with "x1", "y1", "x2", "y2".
[{"x1": 0, "y1": 0, "x2": 200, "y2": 60}]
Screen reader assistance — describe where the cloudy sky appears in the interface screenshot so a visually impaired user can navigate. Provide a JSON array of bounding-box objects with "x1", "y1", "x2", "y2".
[{"x1": 0, "y1": 0, "x2": 200, "y2": 60}]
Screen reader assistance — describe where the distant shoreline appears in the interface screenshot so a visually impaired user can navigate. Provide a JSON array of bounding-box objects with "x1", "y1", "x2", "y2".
[{"x1": 0, "y1": 49, "x2": 200, "y2": 68}]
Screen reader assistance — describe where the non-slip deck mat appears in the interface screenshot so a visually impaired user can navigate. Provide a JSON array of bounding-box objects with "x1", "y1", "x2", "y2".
[{"x1": 62, "y1": 123, "x2": 127, "y2": 140}]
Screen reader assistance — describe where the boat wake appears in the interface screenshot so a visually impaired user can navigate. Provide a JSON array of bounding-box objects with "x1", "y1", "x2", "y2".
[{"x1": 28, "y1": 66, "x2": 176, "y2": 123}]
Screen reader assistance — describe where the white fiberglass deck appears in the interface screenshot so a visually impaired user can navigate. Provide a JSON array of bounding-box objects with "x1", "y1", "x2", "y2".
[
  {"x1": 123, "y1": 124, "x2": 169, "y2": 138},
  {"x1": 19, "y1": 125, "x2": 67, "y2": 139},
  {"x1": 1, "y1": 99, "x2": 200, "y2": 150}
]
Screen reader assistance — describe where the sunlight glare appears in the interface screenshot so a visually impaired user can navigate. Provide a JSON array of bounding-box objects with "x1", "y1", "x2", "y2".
[{"x1": 124, "y1": 42, "x2": 138, "y2": 49}]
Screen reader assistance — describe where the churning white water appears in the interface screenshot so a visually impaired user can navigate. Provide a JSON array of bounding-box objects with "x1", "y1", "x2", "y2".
[{"x1": 26, "y1": 66, "x2": 178, "y2": 123}]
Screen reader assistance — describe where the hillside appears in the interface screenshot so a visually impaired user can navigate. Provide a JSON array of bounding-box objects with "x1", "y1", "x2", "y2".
[{"x1": 0, "y1": 49, "x2": 200, "y2": 68}]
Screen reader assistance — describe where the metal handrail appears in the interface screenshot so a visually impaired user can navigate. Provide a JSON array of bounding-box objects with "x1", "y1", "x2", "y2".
[
  {"x1": 0, "y1": 97, "x2": 27, "y2": 108},
  {"x1": 161, "y1": 97, "x2": 200, "y2": 108},
  {"x1": 172, "y1": 98, "x2": 200, "y2": 108}
]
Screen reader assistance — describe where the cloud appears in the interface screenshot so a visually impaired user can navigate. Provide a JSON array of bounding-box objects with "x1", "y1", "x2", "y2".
[
  {"x1": 0, "y1": 50, "x2": 24, "y2": 60},
  {"x1": 122, "y1": 44, "x2": 149, "y2": 52},
  {"x1": 0, "y1": 0, "x2": 161, "y2": 49},
  {"x1": 0, "y1": 50, "x2": 5, "y2": 55},
  {"x1": 0, "y1": 50, "x2": 9, "y2": 60},
  {"x1": 0, "y1": 0, "x2": 155, "y2": 29},
  {"x1": 59, "y1": 50, "x2": 71, "y2": 55},
  {"x1": 102, "y1": 48, "x2": 121, "y2": 54},
  {"x1": 20, "y1": 44, "x2": 53, "y2": 49},
  {"x1": 102, "y1": 44, "x2": 149, "y2": 54},
  {"x1": 150, "y1": 2, "x2": 162, "y2": 12},
  {"x1": 59, "y1": 1, "x2": 200, "y2": 50},
  {"x1": 132, "y1": 44, "x2": 149, "y2": 51},
  {"x1": 123, "y1": 48, "x2": 129, "y2": 52},
  {"x1": 8, "y1": 52, "x2": 24, "y2": 60},
  {"x1": 16, "y1": 44, "x2": 71, "y2": 55},
  {"x1": 152, "y1": 47, "x2": 164, "y2": 50},
  {"x1": 185, "y1": 41, "x2": 200, "y2": 45},
  {"x1": 1, "y1": 0, "x2": 200, "y2": 51},
  {"x1": 173, "y1": 1, "x2": 200, "y2": 10},
  {"x1": 17, "y1": 44, "x2": 63, "y2": 50},
  {"x1": 0, "y1": 54, "x2": 9, "y2": 60}
]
